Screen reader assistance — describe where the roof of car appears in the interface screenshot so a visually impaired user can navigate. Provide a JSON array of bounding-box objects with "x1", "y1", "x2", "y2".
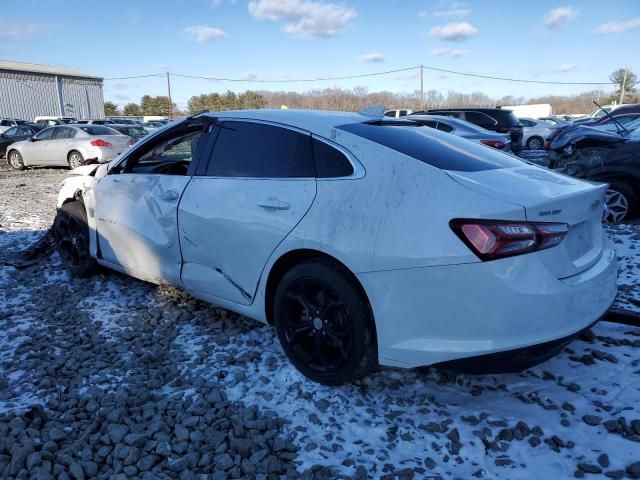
[
  {"x1": 208, "y1": 109, "x2": 368, "y2": 136},
  {"x1": 427, "y1": 107, "x2": 513, "y2": 113}
]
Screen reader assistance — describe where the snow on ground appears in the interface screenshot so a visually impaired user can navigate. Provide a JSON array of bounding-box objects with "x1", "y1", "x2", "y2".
[{"x1": 0, "y1": 166, "x2": 639, "y2": 479}]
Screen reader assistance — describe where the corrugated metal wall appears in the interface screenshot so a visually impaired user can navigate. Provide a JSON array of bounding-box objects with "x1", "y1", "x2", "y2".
[{"x1": 0, "y1": 70, "x2": 104, "y2": 120}]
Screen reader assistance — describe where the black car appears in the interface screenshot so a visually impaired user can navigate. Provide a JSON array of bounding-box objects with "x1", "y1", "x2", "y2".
[
  {"x1": 545, "y1": 125, "x2": 639, "y2": 224},
  {"x1": 418, "y1": 107, "x2": 524, "y2": 151},
  {"x1": 0, "y1": 123, "x2": 45, "y2": 157}
]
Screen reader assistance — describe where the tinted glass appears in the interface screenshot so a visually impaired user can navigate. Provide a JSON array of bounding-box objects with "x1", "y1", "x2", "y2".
[
  {"x1": 384, "y1": 111, "x2": 396, "y2": 117},
  {"x1": 0, "y1": 120, "x2": 10, "y2": 126},
  {"x1": 3, "y1": 127, "x2": 18, "y2": 136},
  {"x1": 416, "y1": 119, "x2": 437, "y2": 129},
  {"x1": 338, "y1": 122, "x2": 525, "y2": 172},
  {"x1": 491, "y1": 110, "x2": 520, "y2": 126},
  {"x1": 436, "y1": 122, "x2": 454, "y2": 133},
  {"x1": 206, "y1": 122, "x2": 314, "y2": 178},
  {"x1": 53, "y1": 127, "x2": 72, "y2": 139},
  {"x1": 78, "y1": 125, "x2": 120, "y2": 135},
  {"x1": 313, "y1": 139, "x2": 354, "y2": 178},
  {"x1": 465, "y1": 111, "x2": 494, "y2": 126},
  {"x1": 35, "y1": 128, "x2": 55, "y2": 140}
]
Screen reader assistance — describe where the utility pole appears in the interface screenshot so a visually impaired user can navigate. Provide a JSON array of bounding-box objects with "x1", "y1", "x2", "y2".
[
  {"x1": 619, "y1": 68, "x2": 628, "y2": 105},
  {"x1": 420, "y1": 65, "x2": 424, "y2": 111},
  {"x1": 166, "y1": 71, "x2": 173, "y2": 119}
]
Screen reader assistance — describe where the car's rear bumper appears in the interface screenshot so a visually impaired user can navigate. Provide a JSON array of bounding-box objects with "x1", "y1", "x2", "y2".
[{"x1": 357, "y1": 236, "x2": 617, "y2": 369}]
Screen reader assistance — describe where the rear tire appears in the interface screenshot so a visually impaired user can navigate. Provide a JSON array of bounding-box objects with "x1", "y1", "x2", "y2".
[
  {"x1": 526, "y1": 136, "x2": 544, "y2": 150},
  {"x1": 53, "y1": 201, "x2": 98, "y2": 277},
  {"x1": 273, "y1": 259, "x2": 377, "y2": 385},
  {"x1": 603, "y1": 180, "x2": 637, "y2": 224},
  {"x1": 67, "y1": 151, "x2": 84, "y2": 169},
  {"x1": 8, "y1": 150, "x2": 25, "y2": 170}
]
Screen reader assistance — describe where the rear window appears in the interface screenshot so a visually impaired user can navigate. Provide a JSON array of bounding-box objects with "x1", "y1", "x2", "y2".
[
  {"x1": 78, "y1": 125, "x2": 120, "y2": 135},
  {"x1": 117, "y1": 126, "x2": 146, "y2": 136},
  {"x1": 337, "y1": 121, "x2": 525, "y2": 172},
  {"x1": 491, "y1": 110, "x2": 520, "y2": 126}
]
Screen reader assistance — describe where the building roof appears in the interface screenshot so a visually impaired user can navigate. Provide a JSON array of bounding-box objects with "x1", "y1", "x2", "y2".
[{"x1": 0, "y1": 60, "x2": 102, "y2": 80}]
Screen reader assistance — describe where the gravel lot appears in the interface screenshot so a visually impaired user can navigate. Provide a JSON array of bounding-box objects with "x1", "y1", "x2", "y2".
[{"x1": 1, "y1": 164, "x2": 639, "y2": 479}]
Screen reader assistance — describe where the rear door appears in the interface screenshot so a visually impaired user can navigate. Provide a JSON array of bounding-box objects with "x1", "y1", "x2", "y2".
[
  {"x1": 179, "y1": 120, "x2": 317, "y2": 305},
  {"x1": 49, "y1": 126, "x2": 74, "y2": 165}
]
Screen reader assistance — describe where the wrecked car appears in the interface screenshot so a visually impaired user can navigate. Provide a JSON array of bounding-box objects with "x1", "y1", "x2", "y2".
[
  {"x1": 54, "y1": 109, "x2": 617, "y2": 385},
  {"x1": 546, "y1": 124, "x2": 639, "y2": 224}
]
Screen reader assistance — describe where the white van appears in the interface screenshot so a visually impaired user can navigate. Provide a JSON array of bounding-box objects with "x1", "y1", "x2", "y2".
[{"x1": 33, "y1": 116, "x2": 77, "y2": 126}]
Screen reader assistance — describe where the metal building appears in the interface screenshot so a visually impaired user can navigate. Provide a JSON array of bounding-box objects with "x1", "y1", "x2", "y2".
[{"x1": 0, "y1": 60, "x2": 104, "y2": 121}]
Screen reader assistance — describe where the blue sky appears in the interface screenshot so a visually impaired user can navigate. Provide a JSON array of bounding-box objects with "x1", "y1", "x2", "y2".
[{"x1": 1, "y1": 0, "x2": 639, "y2": 109}]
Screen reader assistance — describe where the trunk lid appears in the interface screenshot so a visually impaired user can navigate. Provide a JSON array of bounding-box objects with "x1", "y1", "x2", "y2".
[
  {"x1": 101, "y1": 134, "x2": 131, "y2": 153},
  {"x1": 446, "y1": 165, "x2": 606, "y2": 278}
]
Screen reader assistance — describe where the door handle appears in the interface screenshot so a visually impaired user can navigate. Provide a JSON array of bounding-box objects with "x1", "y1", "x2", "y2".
[
  {"x1": 158, "y1": 190, "x2": 180, "y2": 202},
  {"x1": 257, "y1": 198, "x2": 291, "y2": 210}
]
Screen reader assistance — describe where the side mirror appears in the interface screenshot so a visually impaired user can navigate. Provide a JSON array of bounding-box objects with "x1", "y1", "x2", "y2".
[{"x1": 29, "y1": 136, "x2": 37, "y2": 142}]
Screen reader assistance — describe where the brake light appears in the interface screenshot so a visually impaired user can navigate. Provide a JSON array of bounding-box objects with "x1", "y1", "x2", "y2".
[
  {"x1": 90, "y1": 138, "x2": 112, "y2": 147},
  {"x1": 450, "y1": 219, "x2": 569, "y2": 261},
  {"x1": 480, "y1": 140, "x2": 505, "y2": 149},
  {"x1": 497, "y1": 127, "x2": 509, "y2": 133}
]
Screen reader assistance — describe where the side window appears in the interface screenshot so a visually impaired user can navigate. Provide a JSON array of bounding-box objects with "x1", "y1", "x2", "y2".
[
  {"x1": 205, "y1": 122, "x2": 314, "y2": 178},
  {"x1": 417, "y1": 120, "x2": 437, "y2": 129},
  {"x1": 465, "y1": 112, "x2": 495, "y2": 126},
  {"x1": 3, "y1": 127, "x2": 18, "y2": 136},
  {"x1": 399, "y1": 110, "x2": 408, "y2": 117},
  {"x1": 19, "y1": 127, "x2": 33, "y2": 136},
  {"x1": 442, "y1": 111, "x2": 463, "y2": 119},
  {"x1": 384, "y1": 111, "x2": 397, "y2": 118},
  {"x1": 0, "y1": 120, "x2": 10, "y2": 127},
  {"x1": 53, "y1": 127, "x2": 68, "y2": 139},
  {"x1": 436, "y1": 122, "x2": 454, "y2": 133},
  {"x1": 122, "y1": 125, "x2": 207, "y2": 175},
  {"x1": 312, "y1": 138, "x2": 354, "y2": 178},
  {"x1": 35, "y1": 128, "x2": 55, "y2": 140}
]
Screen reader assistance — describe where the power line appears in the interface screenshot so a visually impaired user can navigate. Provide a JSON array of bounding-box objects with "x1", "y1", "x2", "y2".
[
  {"x1": 103, "y1": 65, "x2": 616, "y2": 85},
  {"x1": 170, "y1": 66, "x2": 420, "y2": 83}
]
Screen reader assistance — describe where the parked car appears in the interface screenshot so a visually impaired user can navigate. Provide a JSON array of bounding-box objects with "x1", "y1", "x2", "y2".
[
  {"x1": 409, "y1": 114, "x2": 511, "y2": 150},
  {"x1": 7, "y1": 124, "x2": 132, "y2": 170},
  {"x1": 423, "y1": 108, "x2": 524, "y2": 151},
  {"x1": 546, "y1": 124, "x2": 639, "y2": 223},
  {"x1": 53, "y1": 109, "x2": 616, "y2": 385},
  {"x1": 571, "y1": 104, "x2": 623, "y2": 125},
  {"x1": 590, "y1": 113, "x2": 640, "y2": 133},
  {"x1": 110, "y1": 118, "x2": 142, "y2": 126},
  {"x1": 0, "y1": 118, "x2": 28, "y2": 134},
  {"x1": 384, "y1": 109, "x2": 413, "y2": 118},
  {"x1": 110, "y1": 124, "x2": 149, "y2": 142},
  {"x1": 34, "y1": 116, "x2": 77, "y2": 126},
  {"x1": 77, "y1": 119, "x2": 117, "y2": 125},
  {"x1": 0, "y1": 123, "x2": 46, "y2": 157},
  {"x1": 142, "y1": 121, "x2": 166, "y2": 133},
  {"x1": 519, "y1": 117, "x2": 556, "y2": 150},
  {"x1": 538, "y1": 116, "x2": 572, "y2": 127}
]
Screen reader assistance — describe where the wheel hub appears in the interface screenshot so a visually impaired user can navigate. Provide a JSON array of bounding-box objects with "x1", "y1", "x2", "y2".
[{"x1": 313, "y1": 317, "x2": 323, "y2": 330}]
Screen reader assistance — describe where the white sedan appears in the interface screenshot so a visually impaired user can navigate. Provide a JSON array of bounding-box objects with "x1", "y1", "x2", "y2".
[
  {"x1": 519, "y1": 117, "x2": 555, "y2": 150},
  {"x1": 54, "y1": 109, "x2": 617, "y2": 385}
]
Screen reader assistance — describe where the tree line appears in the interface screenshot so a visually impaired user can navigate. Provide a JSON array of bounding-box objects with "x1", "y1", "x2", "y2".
[{"x1": 105, "y1": 68, "x2": 637, "y2": 117}]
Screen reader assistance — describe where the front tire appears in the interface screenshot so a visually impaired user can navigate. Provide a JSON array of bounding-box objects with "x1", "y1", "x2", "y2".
[
  {"x1": 526, "y1": 136, "x2": 544, "y2": 150},
  {"x1": 68, "y1": 151, "x2": 84, "y2": 169},
  {"x1": 604, "y1": 180, "x2": 637, "y2": 224},
  {"x1": 8, "y1": 150, "x2": 25, "y2": 170},
  {"x1": 53, "y1": 201, "x2": 98, "y2": 277},
  {"x1": 273, "y1": 259, "x2": 377, "y2": 385}
]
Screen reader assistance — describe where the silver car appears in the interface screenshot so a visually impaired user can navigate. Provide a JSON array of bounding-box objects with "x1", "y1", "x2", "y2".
[
  {"x1": 6, "y1": 124, "x2": 132, "y2": 170},
  {"x1": 409, "y1": 114, "x2": 511, "y2": 151},
  {"x1": 519, "y1": 117, "x2": 555, "y2": 150}
]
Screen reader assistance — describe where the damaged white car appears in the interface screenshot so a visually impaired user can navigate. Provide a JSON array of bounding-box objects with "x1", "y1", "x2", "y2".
[{"x1": 54, "y1": 110, "x2": 617, "y2": 385}]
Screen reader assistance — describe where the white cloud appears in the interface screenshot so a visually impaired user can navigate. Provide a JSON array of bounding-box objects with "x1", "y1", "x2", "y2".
[
  {"x1": 551, "y1": 63, "x2": 576, "y2": 73},
  {"x1": 184, "y1": 25, "x2": 228, "y2": 42},
  {"x1": 594, "y1": 17, "x2": 640, "y2": 34},
  {"x1": 211, "y1": 0, "x2": 222, "y2": 6},
  {"x1": 430, "y1": 47, "x2": 469, "y2": 57},
  {"x1": 248, "y1": 0, "x2": 357, "y2": 38},
  {"x1": 544, "y1": 6, "x2": 576, "y2": 29},
  {"x1": 429, "y1": 22, "x2": 478, "y2": 41},
  {"x1": 240, "y1": 70, "x2": 258, "y2": 80},
  {"x1": 151, "y1": 63, "x2": 168, "y2": 70},
  {"x1": 359, "y1": 52, "x2": 385, "y2": 63},
  {"x1": 420, "y1": 8, "x2": 471, "y2": 18},
  {"x1": 0, "y1": 21, "x2": 41, "y2": 39}
]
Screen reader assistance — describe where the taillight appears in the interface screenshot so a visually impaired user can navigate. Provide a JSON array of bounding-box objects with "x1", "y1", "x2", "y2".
[
  {"x1": 480, "y1": 140, "x2": 505, "y2": 149},
  {"x1": 496, "y1": 127, "x2": 509, "y2": 133},
  {"x1": 90, "y1": 138, "x2": 112, "y2": 147},
  {"x1": 450, "y1": 219, "x2": 569, "y2": 261}
]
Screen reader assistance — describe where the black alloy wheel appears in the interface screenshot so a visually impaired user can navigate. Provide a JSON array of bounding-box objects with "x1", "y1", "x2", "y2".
[
  {"x1": 274, "y1": 259, "x2": 377, "y2": 385},
  {"x1": 53, "y1": 201, "x2": 97, "y2": 277}
]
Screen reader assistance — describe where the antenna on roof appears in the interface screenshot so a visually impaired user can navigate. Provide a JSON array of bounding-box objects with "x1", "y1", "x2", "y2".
[{"x1": 358, "y1": 105, "x2": 385, "y2": 118}]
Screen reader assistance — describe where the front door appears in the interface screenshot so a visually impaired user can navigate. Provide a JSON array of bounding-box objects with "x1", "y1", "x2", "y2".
[
  {"x1": 180, "y1": 120, "x2": 317, "y2": 305},
  {"x1": 93, "y1": 125, "x2": 209, "y2": 284}
]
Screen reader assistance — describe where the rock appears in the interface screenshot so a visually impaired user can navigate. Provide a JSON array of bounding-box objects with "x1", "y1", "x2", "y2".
[
  {"x1": 107, "y1": 424, "x2": 129, "y2": 444},
  {"x1": 138, "y1": 454, "x2": 159, "y2": 471},
  {"x1": 604, "y1": 470, "x2": 625, "y2": 479},
  {"x1": 68, "y1": 461, "x2": 84, "y2": 480},
  {"x1": 124, "y1": 433, "x2": 147, "y2": 447},
  {"x1": 26, "y1": 452, "x2": 42, "y2": 471},
  {"x1": 213, "y1": 453, "x2": 233, "y2": 471},
  {"x1": 627, "y1": 462, "x2": 640, "y2": 479},
  {"x1": 582, "y1": 415, "x2": 602, "y2": 426},
  {"x1": 174, "y1": 424, "x2": 189, "y2": 442},
  {"x1": 498, "y1": 429, "x2": 513, "y2": 441},
  {"x1": 604, "y1": 420, "x2": 619, "y2": 432},
  {"x1": 578, "y1": 463, "x2": 602, "y2": 474},
  {"x1": 598, "y1": 454, "x2": 610, "y2": 468},
  {"x1": 528, "y1": 437, "x2": 541, "y2": 448}
]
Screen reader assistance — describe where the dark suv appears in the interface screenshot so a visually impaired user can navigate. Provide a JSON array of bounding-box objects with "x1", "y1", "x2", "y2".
[{"x1": 422, "y1": 108, "x2": 524, "y2": 151}]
